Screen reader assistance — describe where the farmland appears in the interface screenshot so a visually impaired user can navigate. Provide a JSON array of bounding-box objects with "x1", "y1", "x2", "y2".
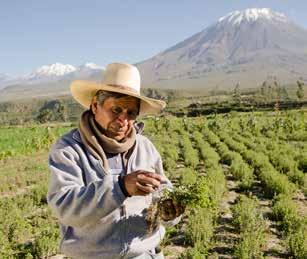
[{"x1": 0, "y1": 110, "x2": 306, "y2": 258}]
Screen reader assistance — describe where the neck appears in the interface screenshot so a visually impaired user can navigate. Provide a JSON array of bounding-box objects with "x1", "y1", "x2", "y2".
[{"x1": 92, "y1": 117, "x2": 128, "y2": 142}]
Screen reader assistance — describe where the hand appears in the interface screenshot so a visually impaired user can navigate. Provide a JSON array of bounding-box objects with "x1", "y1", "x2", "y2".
[
  {"x1": 159, "y1": 198, "x2": 185, "y2": 221},
  {"x1": 124, "y1": 170, "x2": 163, "y2": 196}
]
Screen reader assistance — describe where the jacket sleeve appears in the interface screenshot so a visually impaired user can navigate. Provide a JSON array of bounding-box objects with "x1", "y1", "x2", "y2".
[{"x1": 47, "y1": 141, "x2": 126, "y2": 228}]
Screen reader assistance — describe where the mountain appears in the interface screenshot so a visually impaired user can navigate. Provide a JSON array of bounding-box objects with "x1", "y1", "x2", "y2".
[
  {"x1": 17, "y1": 62, "x2": 104, "y2": 84},
  {"x1": 22, "y1": 63, "x2": 77, "y2": 82},
  {"x1": 0, "y1": 62, "x2": 104, "y2": 102},
  {"x1": 1, "y1": 8, "x2": 307, "y2": 102},
  {"x1": 0, "y1": 74, "x2": 10, "y2": 90},
  {"x1": 137, "y1": 8, "x2": 307, "y2": 90}
]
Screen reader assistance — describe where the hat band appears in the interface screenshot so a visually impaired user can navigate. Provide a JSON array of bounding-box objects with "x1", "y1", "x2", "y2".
[{"x1": 106, "y1": 84, "x2": 139, "y2": 95}]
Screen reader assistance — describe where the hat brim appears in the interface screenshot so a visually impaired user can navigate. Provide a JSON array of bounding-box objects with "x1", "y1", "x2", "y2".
[{"x1": 70, "y1": 80, "x2": 166, "y2": 116}]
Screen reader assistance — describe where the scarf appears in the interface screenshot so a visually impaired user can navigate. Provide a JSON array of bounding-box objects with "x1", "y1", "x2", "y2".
[{"x1": 78, "y1": 110, "x2": 136, "y2": 170}]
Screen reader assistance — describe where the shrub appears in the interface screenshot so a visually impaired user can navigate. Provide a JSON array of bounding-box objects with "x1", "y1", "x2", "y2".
[
  {"x1": 185, "y1": 208, "x2": 214, "y2": 256},
  {"x1": 178, "y1": 167, "x2": 197, "y2": 185},
  {"x1": 286, "y1": 221, "x2": 307, "y2": 259},
  {"x1": 230, "y1": 154, "x2": 254, "y2": 190},
  {"x1": 234, "y1": 230, "x2": 265, "y2": 259},
  {"x1": 298, "y1": 153, "x2": 307, "y2": 172},
  {"x1": 232, "y1": 196, "x2": 266, "y2": 259},
  {"x1": 272, "y1": 195, "x2": 301, "y2": 233}
]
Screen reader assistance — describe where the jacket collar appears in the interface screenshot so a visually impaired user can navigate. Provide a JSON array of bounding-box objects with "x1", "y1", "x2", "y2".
[{"x1": 72, "y1": 129, "x2": 82, "y2": 143}]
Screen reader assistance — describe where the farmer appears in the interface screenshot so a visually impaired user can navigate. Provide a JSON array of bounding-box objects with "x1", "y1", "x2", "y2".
[{"x1": 47, "y1": 63, "x2": 183, "y2": 259}]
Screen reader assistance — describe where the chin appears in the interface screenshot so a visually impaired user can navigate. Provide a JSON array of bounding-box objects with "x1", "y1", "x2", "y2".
[{"x1": 114, "y1": 135, "x2": 125, "y2": 141}]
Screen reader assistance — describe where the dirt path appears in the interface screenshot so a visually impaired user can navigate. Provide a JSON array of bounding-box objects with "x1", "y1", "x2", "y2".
[
  {"x1": 209, "y1": 166, "x2": 290, "y2": 259},
  {"x1": 209, "y1": 171, "x2": 239, "y2": 258},
  {"x1": 250, "y1": 181, "x2": 288, "y2": 258}
]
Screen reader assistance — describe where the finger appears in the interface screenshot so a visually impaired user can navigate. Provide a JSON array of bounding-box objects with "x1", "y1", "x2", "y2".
[
  {"x1": 137, "y1": 174, "x2": 161, "y2": 188},
  {"x1": 138, "y1": 171, "x2": 162, "y2": 181},
  {"x1": 136, "y1": 182, "x2": 155, "y2": 193}
]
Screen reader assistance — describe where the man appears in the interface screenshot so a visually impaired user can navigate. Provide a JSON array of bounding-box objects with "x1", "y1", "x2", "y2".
[{"x1": 47, "y1": 63, "x2": 183, "y2": 259}]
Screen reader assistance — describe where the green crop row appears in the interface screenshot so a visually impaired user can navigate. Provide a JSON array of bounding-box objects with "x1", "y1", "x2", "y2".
[
  {"x1": 232, "y1": 196, "x2": 266, "y2": 259},
  {"x1": 180, "y1": 133, "x2": 200, "y2": 169},
  {"x1": 202, "y1": 128, "x2": 254, "y2": 190},
  {"x1": 231, "y1": 132, "x2": 306, "y2": 193},
  {"x1": 272, "y1": 195, "x2": 307, "y2": 258},
  {"x1": 0, "y1": 184, "x2": 59, "y2": 258},
  {"x1": 0, "y1": 125, "x2": 73, "y2": 160},
  {"x1": 179, "y1": 131, "x2": 226, "y2": 258},
  {"x1": 218, "y1": 131, "x2": 296, "y2": 197}
]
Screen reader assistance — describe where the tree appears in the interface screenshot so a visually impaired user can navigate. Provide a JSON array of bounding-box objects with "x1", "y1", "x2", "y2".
[
  {"x1": 233, "y1": 83, "x2": 241, "y2": 104},
  {"x1": 296, "y1": 81, "x2": 304, "y2": 101},
  {"x1": 260, "y1": 81, "x2": 267, "y2": 96},
  {"x1": 36, "y1": 109, "x2": 53, "y2": 123}
]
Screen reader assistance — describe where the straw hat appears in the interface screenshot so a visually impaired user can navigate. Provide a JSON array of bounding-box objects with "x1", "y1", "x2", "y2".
[{"x1": 70, "y1": 62, "x2": 166, "y2": 115}]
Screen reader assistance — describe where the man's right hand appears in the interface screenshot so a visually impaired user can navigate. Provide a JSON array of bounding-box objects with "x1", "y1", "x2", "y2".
[{"x1": 124, "y1": 170, "x2": 163, "y2": 196}]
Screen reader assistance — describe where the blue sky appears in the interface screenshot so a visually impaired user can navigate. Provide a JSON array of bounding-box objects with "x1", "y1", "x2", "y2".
[{"x1": 1, "y1": 0, "x2": 306, "y2": 75}]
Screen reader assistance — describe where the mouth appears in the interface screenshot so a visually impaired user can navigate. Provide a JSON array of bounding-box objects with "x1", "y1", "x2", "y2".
[
  {"x1": 117, "y1": 128, "x2": 126, "y2": 133},
  {"x1": 114, "y1": 123, "x2": 128, "y2": 133}
]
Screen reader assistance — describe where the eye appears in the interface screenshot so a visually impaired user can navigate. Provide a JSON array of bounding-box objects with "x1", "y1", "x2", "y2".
[
  {"x1": 111, "y1": 106, "x2": 123, "y2": 114},
  {"x1": 128, "y1": 110, "x2": 139, "y2": 120}
]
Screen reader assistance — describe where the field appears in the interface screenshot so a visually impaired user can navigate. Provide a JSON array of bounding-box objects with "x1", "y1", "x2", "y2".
[{"x1": 0, "y1": 110, "x2": 306, "y2": 258}]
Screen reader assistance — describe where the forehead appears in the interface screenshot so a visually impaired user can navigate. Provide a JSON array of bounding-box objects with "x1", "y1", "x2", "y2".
[{"x1": 105, "y1": 95, "x2": 139, "y2": 108}]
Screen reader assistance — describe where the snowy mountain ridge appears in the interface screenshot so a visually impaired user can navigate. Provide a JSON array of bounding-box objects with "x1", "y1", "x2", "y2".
[
  {"x1": 25, "y1": 63, "x2": 77, "y2": 80},
  {"x1": 218, "y1": 8, "x2": 288, "y2": 26},
  {"x1": 24, "y1": 62, "x2": 104, "y2": 80},
  {"x1": 0, "y1": 62, "x2": 104, "y2": 89}
]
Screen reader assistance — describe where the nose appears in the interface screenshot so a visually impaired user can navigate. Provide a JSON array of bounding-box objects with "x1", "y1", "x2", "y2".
[{"x1": 116, "y1": 110, "x2": 129, "y2": 124}]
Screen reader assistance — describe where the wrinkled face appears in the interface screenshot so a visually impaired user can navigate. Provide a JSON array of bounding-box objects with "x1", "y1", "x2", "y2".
[{"x1": 91, "y1": 95, "x2": 139, "y2": 141}]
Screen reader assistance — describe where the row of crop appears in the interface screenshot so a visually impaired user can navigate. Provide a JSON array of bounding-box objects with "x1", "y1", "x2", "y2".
[
  {"x1": 216, "y1": 130, "x2": 296, "y2": 197},
  {"x1": 0, "y1": 126, "x2": 72, "y2": 160},
  {"x1": 272, "y1": 195, "x2": 307, "y2": 258},
  {"x1": 180, "y1": 132, "x2": 226, "y2": 258},
  {"x1": 144, "y1": 125, "x2": 181, "y2": 176},
  {"x1": 0, "y1": 184, "x2": 59, "y2": 258},
  {"x1": 143, "y1": 116, "x2": 186, "y2": 136},
  {"x1": 202, "y1": 124, "x2": 305, "y2": 258},
  {"x1": 180, "y1": 132, "x2": 200, "y2": 169},
  {"x1": 240, "y1": 130, "x2": 307, "y2": 174},
  {"x1": 231, "y1": 132, "x2": 306, "y2": 194},
  {"x1": 192, "y1": 129, "x2": 269, "y2": 257},
  {"x1": 201, "y1": 127, "x2": 255, "y2": 190},
  {"x1": 232, "y1": 196, "x2": 266, "y2": 258},
  {"x1": 216, "y1": 111, "x2": 307, "y2": 141},
  {"x1": 149, "y1": 133, "x2": 179, "y2": 171},
  {"x1": 232, "y1": 130, "x2": 303, "y2": 173}
]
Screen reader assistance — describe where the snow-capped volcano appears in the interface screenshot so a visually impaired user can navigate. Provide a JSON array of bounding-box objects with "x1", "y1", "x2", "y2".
[
  {"x1": 17, "y1": 62, "x2": 103, "y2": 84},
  {"x1": 218, "y1": 8, "x2": 288, "y2": 26},
  {"x1": 25, "y1": 63, "x2": 77, "y2": 81},
  {"x1": 137, "y1": 7, "x2": 307, "y2": 89},
  {"x1": 0, "y1": 62, "x2": 104, "y2": 94},
  {"x1": 0, "y1": 61, "x2": 105, "y2": 101}
]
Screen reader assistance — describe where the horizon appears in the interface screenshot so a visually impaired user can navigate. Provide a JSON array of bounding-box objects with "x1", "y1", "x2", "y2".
[{"x1": 1, "y1": 0, "x2": 307, "y2": 76}]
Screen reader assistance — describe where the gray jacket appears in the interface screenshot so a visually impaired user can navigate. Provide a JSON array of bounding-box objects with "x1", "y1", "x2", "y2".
[{"x1": 47, "y1": 129, "x2": 172, "y2": 259}]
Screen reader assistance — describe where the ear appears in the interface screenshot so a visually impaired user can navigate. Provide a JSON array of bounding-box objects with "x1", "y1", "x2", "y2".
[{"x1": 91, "y1": 97, "x2": 98, "y2": 115}]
